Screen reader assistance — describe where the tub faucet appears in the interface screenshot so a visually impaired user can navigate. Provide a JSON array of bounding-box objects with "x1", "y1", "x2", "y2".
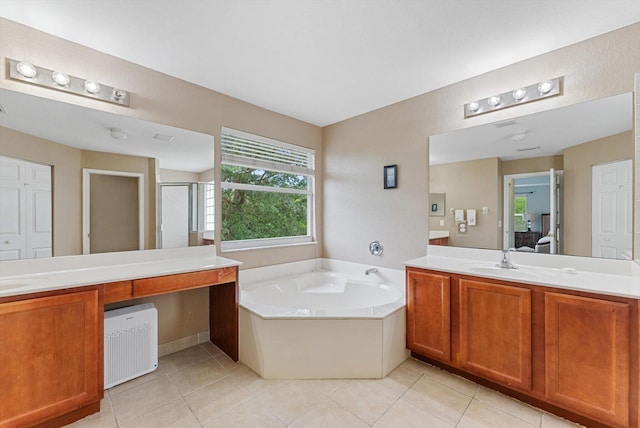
[
  {"x1": 498, "y1": 250, "x2": 517, "y2": 269},
  {"x1": 365, "y1": 268, "x2": 378, "y2": 275}
]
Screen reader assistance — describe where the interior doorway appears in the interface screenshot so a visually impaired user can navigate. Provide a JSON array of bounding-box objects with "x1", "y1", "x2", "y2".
[
  {"x1": 82, "y1": 169, "x2": 144, "y2": 254},
  {"x1": 503, "y1": 169, "x2": 562, "y2": 253}
]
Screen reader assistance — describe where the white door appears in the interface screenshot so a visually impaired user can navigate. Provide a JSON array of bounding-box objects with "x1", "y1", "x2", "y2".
[
  {"x1": 0, "y1": 156, "x2": 52, "y2": 260},
  {"x1": 592, "y1": 159, "x2": 632, "y2": 259},
  {"x1": 503, "y1": 178, "x2": 515, "y2": 250},
  {"x1": 549, "y1": 168, "x2": 561, "y2": 254},
  {"x1": 160, "y1": 185, "x2": 190, "y2": 248}
]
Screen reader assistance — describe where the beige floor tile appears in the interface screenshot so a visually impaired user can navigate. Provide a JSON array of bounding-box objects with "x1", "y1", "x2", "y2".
[
  {"x1": 200, "y1": 341, "x2": 225, "y2": 357},
  {"x1": 457, "y1": 399, "x2": 537, "y2": 428},
  {"x1": 474, "y1": 386, "x2": 542, "y2": 426},
  {"x1": 202, "y1": 396, "x2": 286, "y2": 428},
  {"x1": 289, "y1": 398, "x2": 369, "y2": 428},
  {"x1": 401, "y1": 375, "x2": 472, "y2": 425},
  {"x1": 329, "y1": 379, "x2": 408, "y2": 425},
  {"x1": 168, "y1": 358, "x2": 230, "y2": 395},
  {"x1": 421, "y1": 364, "x2": 478, "y2": 397},
  {"x1": 159, "y1": 344, "x2": 212, "y2": 374},
  {"x1": 249, "y1": 379, "x2": 330, "y2": 425},
  {"x1": 373, "y1": 398, "x2": 454, "y2": 428},
  {"x1": 214, "y1": 352, "x2": 242, "y2": 371},
  {"x1": 118, "y1": 398, "x2": 200, "y2": 428},
  {"x1": 397, "y1": 357, "x2": 432, "y2": 376},
  {"x1": 106, "y1": 367, "x2": 164, "y2": 396},
  {"x1": 110, "y1": 376, "x2": 181, "y2": 424},
  {"x1": 385, "y1": 361, "x2": 424, "y2": 388},
  {"x1": 65, "y1": 398, "x2": 116, "y2": 428},
  {"x1": 541, "y1": 412, "x2": 585, "y2": 427},
  {"x1": 184, "y1": 375, "x2": 253, "y2": 425}
]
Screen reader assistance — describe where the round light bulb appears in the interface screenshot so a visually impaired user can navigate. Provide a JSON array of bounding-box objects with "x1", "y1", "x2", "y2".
[
  {"x1": 537, "y1": 80, "x2": 554, "y2": 94},
  {"x1": 51, "y1": 71, "x2": 70, "y2": 86},
  {"x1": 84, "y1": 80, "x2": 101, "y2": 94},
  {"x1": 16, "y1": 61, "x2": 37, "y2": 78},
  {"x1": 467, "y1": 101, "x2": 480, "y2": 113},
  {"x1": 487, "y1": 95, "x2": 501, "y2": 107},
  {"x1": 512, "y1": 87, "x2": 527, "y2": 101}
]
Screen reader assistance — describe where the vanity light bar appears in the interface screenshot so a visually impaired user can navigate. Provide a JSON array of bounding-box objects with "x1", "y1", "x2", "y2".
[
  {"x1": 7, "y1": 59, "x2": 130, "y2": 107},
  {"x1": 464, "y1": 77, "x2": 562, "y2": 118}
]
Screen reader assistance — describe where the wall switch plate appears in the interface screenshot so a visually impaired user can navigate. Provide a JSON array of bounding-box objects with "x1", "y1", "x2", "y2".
[{"x1": 439, "y1": 220, "x2": 445, "y2": 226}]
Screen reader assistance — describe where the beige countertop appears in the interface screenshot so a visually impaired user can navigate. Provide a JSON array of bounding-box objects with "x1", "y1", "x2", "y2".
[
  {"x1": 406, "y1": 246, "x2": 640, "y2": 299},
  {"x1": 0, "y1": 246, "x2": 241, "y2": 298}
]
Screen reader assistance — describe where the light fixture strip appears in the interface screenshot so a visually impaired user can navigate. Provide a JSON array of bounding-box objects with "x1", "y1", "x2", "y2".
[
  {"x1": 7, "y1": 59, "x2": 130, "y2": 107},
  {"x1": 464, "y1": 77, "x2": 561, "y2": 118}
]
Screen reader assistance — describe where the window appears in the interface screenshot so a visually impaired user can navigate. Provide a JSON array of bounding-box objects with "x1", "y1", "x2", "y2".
[
  {"x1": 220, "y1": 127, "x2": 315, "y2": 250},
  {"x1": 514, "y1": 194, "x2": 527, "y2": 232},
  {"x1": 203, "y1": 182, "x2": 215, "y2": 232}
]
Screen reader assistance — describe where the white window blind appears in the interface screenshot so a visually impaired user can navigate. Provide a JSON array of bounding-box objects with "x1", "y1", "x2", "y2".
[{"x1": 221, "y1": 127, "x2": 314, "y2": 175}]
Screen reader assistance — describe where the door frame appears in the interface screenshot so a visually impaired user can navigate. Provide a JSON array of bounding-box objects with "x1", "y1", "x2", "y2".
[{"x1": 82, "y1": 168, "x2": 145, "y2": 254}]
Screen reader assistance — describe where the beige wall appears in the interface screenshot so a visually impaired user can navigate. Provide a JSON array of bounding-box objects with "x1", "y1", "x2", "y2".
[
  {"x1": 323, "y1": 22, "x2": 640, "y2": 268},
  {"x1": 82, "y1": 150, "x2": 157, "y2": 249},
  {"x1": 429, "y1": 158, "x2": 501, "y2": 249},
  {"x1": 0, "y1": 127, "x2": 82, "y2": 256},
  {"x1": 0, "y1": 18, "x2": 323, "y2": 345},
  {"x1": 502, "y1": 156, "x2": 564, "y2": 176},
  {"x1": 0, "y1": 18, "x2": 323, "y2": 271},
  {"x1": 0, "y1": 129, "x2": 160, "y2": 255},
  {"x1": 563, "y1": 131, "x2": 633, "y2": 256}
]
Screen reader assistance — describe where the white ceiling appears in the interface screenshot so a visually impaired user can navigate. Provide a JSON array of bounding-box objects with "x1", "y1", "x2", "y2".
[
  {"x1": 1, "y1": 0, "x2": 639, "y2": 127},
  {"x1": 429, "y1": 92, "x2": 633, "y2": 165},
  {"x1": 0, "y1": 88, "x2": 214, "y2": 172}
]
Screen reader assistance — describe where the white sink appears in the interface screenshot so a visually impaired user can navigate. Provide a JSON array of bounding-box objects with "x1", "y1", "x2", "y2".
[
  {"x1": 0, "y1": 277, "x2": 48, "y2": 291},
  {"x1": 464, "y1": 264, "x2": 548, "y2": 280}
]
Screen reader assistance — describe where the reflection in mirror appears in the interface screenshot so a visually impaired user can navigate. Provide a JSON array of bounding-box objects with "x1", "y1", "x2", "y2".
[
  {"x1": 0, "y1": 88, "x2": 214, "y2": 260},
  {"x1": 429, "y1": 93, "x2": 633, "y2": 260},
  {"x1": 429, "y1": 193, "x2": 445, "y2": 216}
]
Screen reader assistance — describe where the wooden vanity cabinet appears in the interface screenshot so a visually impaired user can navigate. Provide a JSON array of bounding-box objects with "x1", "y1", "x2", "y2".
[
  {"x1": 544, "y1": 292, "x2": 630, "y2": 428},
  {"x1": 0, "y1": 287, "x2": 103, "y2": 428},
  {"x1": 406, "y1": 269, "x2": 450, "y2": 361},
  {"x1": 406, "y1": 266, "x2": 639, "y2": 428},
  {"x1": 458, "y1": 278, "x2": 532, "y2": 390}
]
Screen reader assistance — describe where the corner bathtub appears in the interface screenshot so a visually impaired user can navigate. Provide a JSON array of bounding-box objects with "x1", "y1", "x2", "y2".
[{"x1": 239, "y1": 259, "x2": 408, "y2": 379}]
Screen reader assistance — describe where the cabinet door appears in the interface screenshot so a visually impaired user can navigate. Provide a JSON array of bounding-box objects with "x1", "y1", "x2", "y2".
[
  {"x1": 459, "y1": 278, "x2": 532, "y2": 390},
  {"x1": 0, "y1": 289, "x2": 102, "y2": 427},
  {"x1": 406, "y1": 269, "x2": 450, "y2": 361},
  {"x1": 545, "y1": 292, "x2": 629, "y2": 427}
]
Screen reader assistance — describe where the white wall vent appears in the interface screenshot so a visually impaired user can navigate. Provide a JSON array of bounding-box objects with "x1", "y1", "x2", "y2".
[{"x1": 104, "y1": 303, "x2": 158, "y2": 389}]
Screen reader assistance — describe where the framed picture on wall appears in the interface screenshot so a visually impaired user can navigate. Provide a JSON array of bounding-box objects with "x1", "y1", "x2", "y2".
[{"x1": 384, "y1": 164, "x2": 397, "y2": 189}]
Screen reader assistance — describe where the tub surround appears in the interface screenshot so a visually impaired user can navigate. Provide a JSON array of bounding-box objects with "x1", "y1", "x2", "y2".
[
  {"x1": 0, "y1": 246, "x2": 241, "y2": 427},
  {"x1": 239, "y1": 258, "x2": 409, "y2": 379},
  {"x1": 405, "y1": 245, "x2": 640, "y2": 428}
]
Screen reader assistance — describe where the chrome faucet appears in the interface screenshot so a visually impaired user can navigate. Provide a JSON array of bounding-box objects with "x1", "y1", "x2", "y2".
[
  {"x1": 365, "y1": 268, "x2": 378, "y2": 275},
  {"x1": 498, "y1": 250, "x2": 517, "y2": 269}
]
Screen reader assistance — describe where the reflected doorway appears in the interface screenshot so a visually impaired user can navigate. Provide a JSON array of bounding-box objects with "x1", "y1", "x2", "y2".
[
  {"x1": 504, "y1": 170, "x2": 562, "y2": 254},
  {"x1": 82, "y1": 169, "x2": 144, "y2": 254}
]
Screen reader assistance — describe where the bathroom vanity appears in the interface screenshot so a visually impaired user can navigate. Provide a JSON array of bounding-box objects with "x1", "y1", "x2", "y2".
[
  {"x1": 405, "y1": 249, "x2": 639, "y2": 428},
  {"x1": 0, "y1": 246, "x2": 240, "y2": 428}
]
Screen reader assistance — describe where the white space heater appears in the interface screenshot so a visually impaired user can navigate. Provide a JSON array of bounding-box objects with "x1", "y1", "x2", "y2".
[{"x1": 104, "y1": 303, "x2": 158, "y2": 389}]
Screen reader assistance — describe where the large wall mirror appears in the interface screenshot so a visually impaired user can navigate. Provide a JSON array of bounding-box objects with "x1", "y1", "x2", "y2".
[
  {"x1": 0, "y1": 88, "x2": 214, "y2": 260},
  {"x1": 429, "y1": 92, "x2": 633, "y2": 260}
]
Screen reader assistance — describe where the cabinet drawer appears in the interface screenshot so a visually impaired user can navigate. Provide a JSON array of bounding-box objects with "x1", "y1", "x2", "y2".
[
  {"x1": 133, "y1": 267, "x2": 237, "y2": 298},
  {"x1": 103, "y1": 281, "x2": 133, "y2": 303}
]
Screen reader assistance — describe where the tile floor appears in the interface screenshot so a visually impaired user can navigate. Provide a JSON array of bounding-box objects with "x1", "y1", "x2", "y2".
[{"x1": 68, "y1": 343, "x2": 583, "y2": 428}]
